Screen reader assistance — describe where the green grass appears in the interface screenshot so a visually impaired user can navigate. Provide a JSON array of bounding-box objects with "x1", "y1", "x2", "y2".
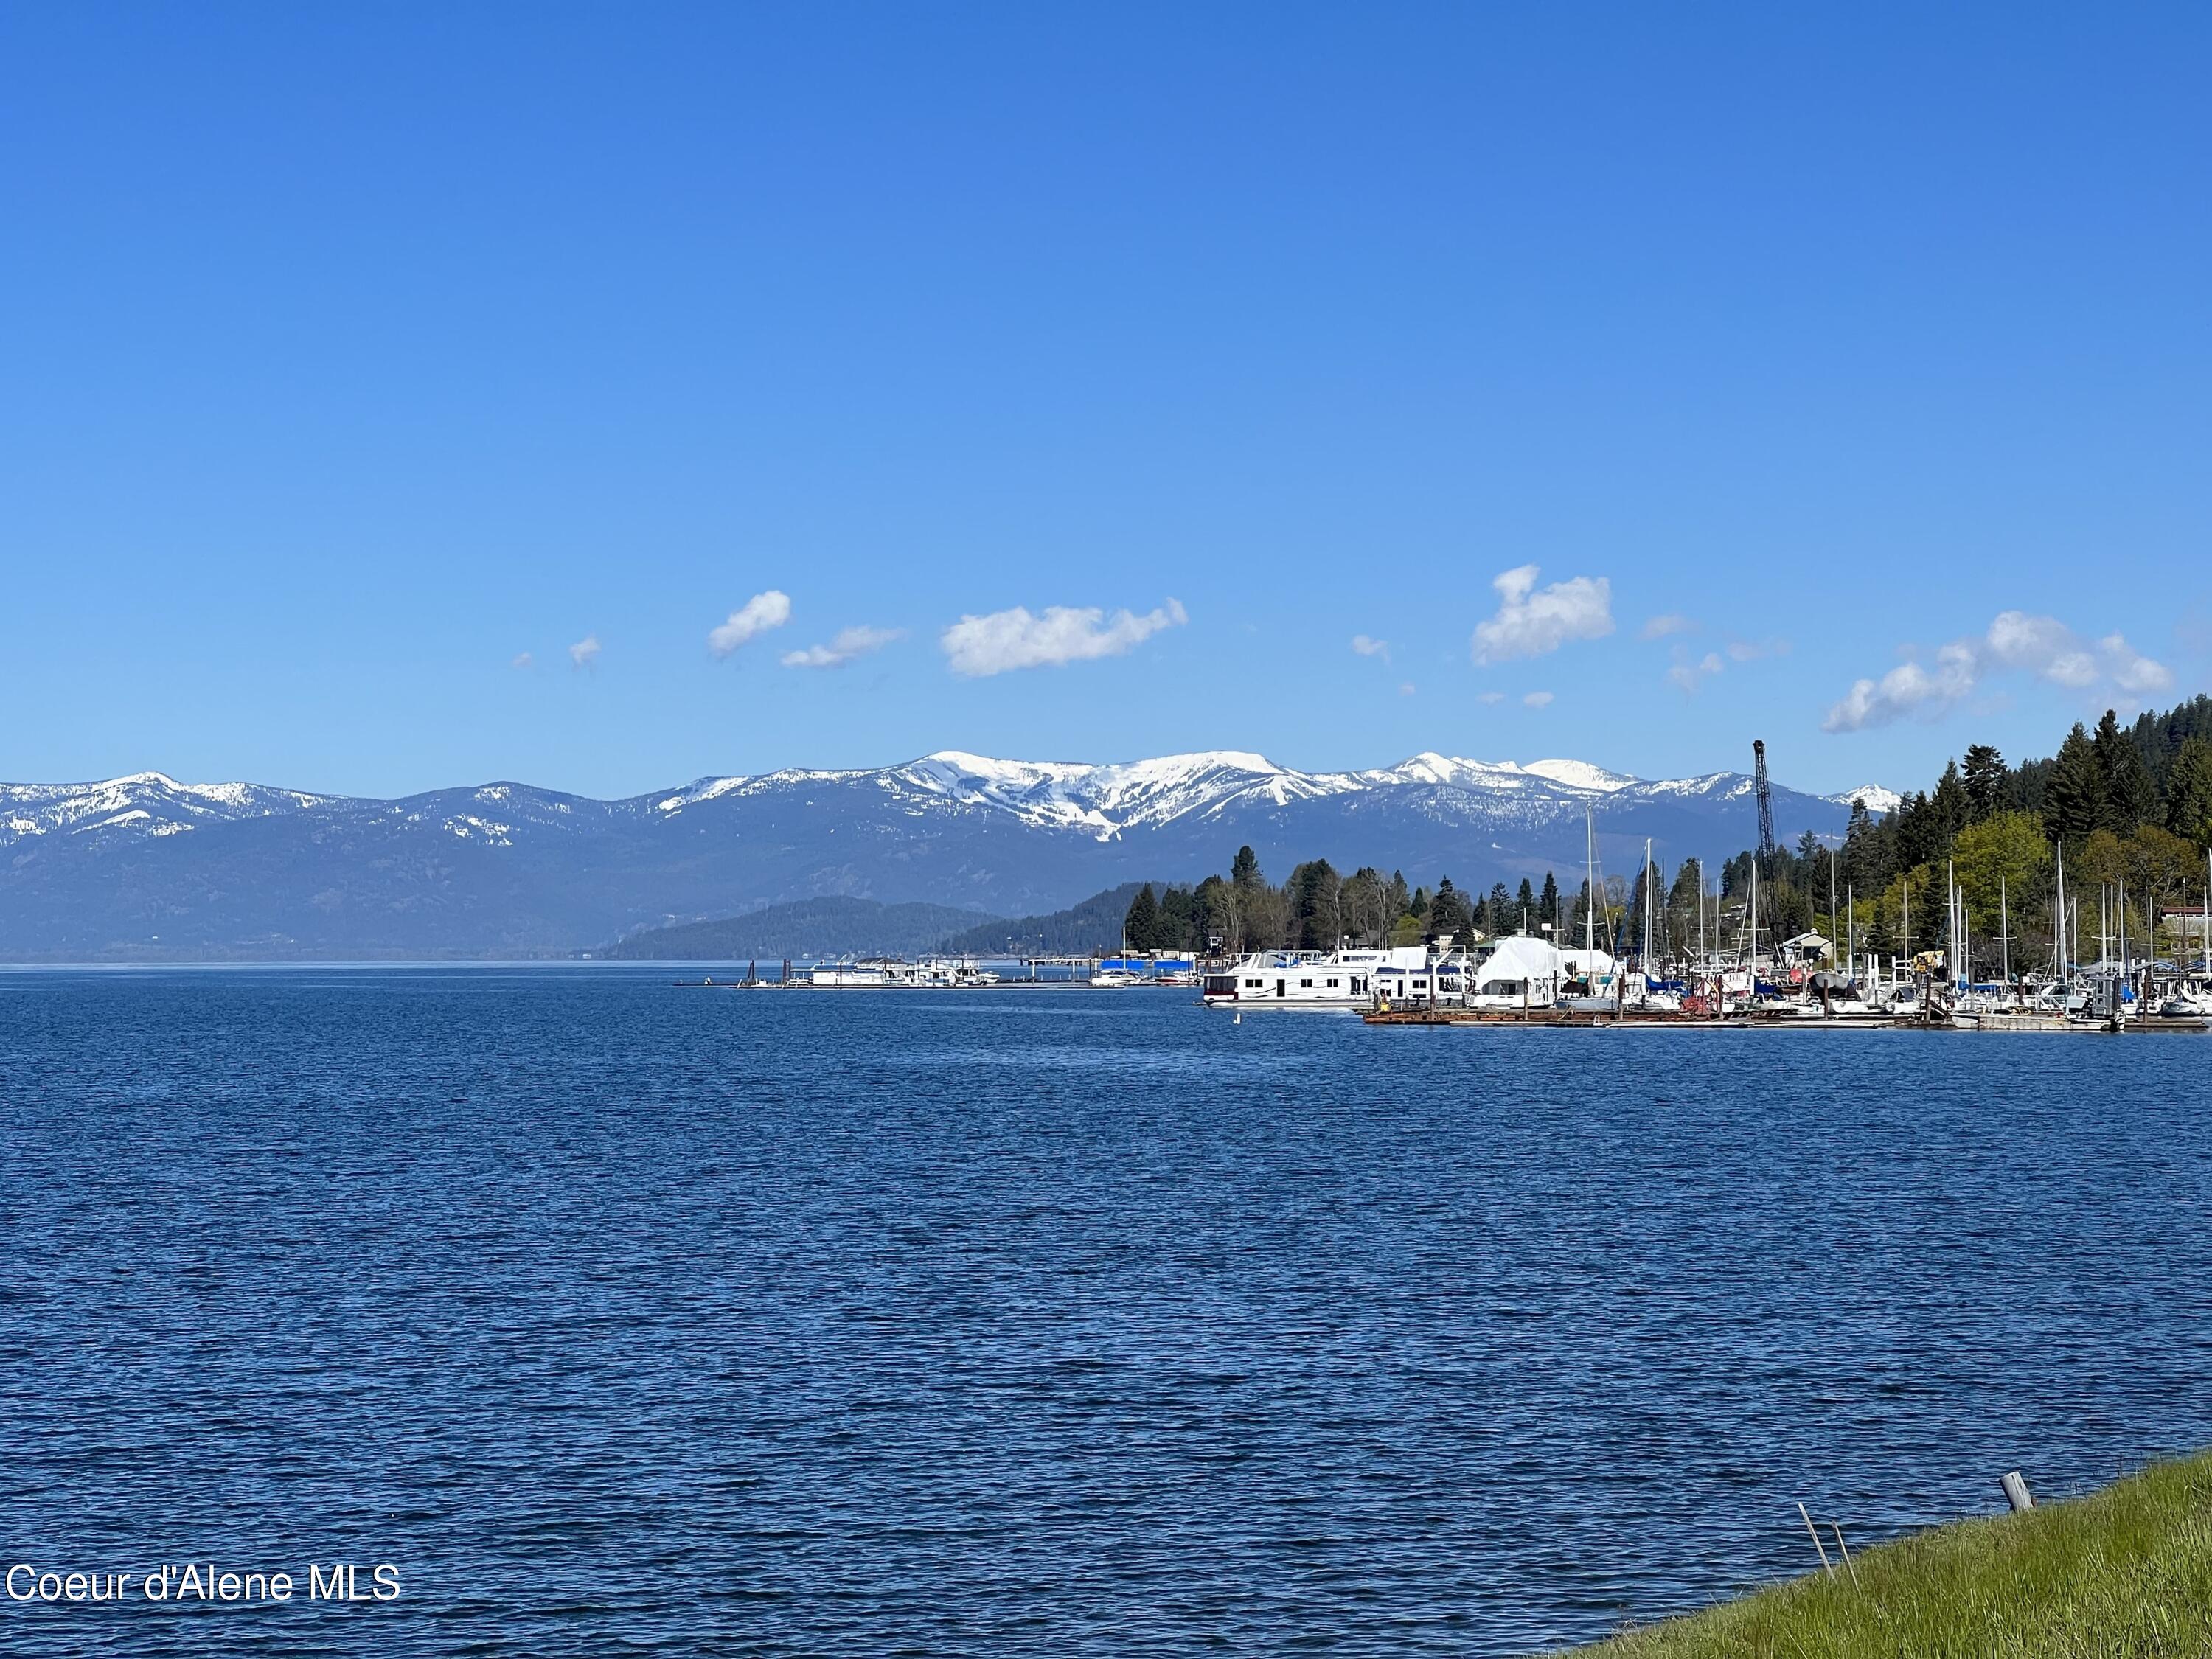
[{"x1": 1565, "y1": 1453, "x2": 2212, "y2": 1658}]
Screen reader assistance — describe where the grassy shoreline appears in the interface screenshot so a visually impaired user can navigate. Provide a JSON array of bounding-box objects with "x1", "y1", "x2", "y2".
[{"x1": 1563, "y1": 1453, "x2": 2212, "y2": 1657}]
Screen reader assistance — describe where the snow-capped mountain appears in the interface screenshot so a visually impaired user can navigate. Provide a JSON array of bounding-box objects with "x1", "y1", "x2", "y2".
[{"x1": 0, "y1": 751, "x2": 1889, "y2": 958}]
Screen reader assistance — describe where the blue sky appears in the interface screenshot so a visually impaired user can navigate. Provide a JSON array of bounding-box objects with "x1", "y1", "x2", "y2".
[{"x1": 4, "y1": 4, "x2": 2207, "y2": 800}]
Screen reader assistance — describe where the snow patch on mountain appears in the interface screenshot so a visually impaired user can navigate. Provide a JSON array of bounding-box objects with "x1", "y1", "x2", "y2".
[
  {"x1": 0, "y1": 773, "x2": 329, "y2": 846},
  {"x1": 1828, "y1": 783, "x2": 1904, "y2": 814},
  {"x1": 1519, "y1": 758, "x2": 1637, "y2": 793}
]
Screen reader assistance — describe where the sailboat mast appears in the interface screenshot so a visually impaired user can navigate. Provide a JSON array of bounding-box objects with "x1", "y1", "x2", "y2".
[
  {"x1": 1947, "y1": 858, "x2": 1957, "y2": 990},
  {"x1": 1584, "y1": 810, "x2": 1596, "y2": 957},
  {"x1": 1642, "y1": 839, "x2": 1653, "y2": 976},
  {"x1": 2053, "y1": 838, "x2": 2065, "y2": 981},
  {"x1": 1750, "y1": 860, "x2": 1759, "y2": 970}
]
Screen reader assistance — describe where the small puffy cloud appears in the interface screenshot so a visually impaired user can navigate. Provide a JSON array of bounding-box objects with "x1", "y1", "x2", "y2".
[
  {"x1": 1826, "y1": 611, "x2": 2174, "y2": 733},
  {"x1": 2101, "y1": 633, "x2": 2173, "y2": 695},
  {"x1": 1641, "y1": 613, "x2": 1694, "y2": 640},
  {"x1": 709, "y1": 590, "x2": 793, "y2": 657},
  {"x1": 942, "y1": 598, "x2": 1186, "y2": 678},
  {"x1": 1475, "y1": 690, "x2": 1506, "y2": 705},
  {"x1": 1985, "y1": 611, "x2": 2092, "y2": 686},
  {"x1": 1523, "y1": 690, "x2": 1555, "y2": 709},
  {"x1": 1821, "y1": 644, "x2": 1978, "y2": 731},
  {"x1": 1985, "y1": 610, "x2": 2170, "y2": 693},
  {"x1": 1399, "y1": 681, "x2": 1416, "y2": 698},
  {"x1": 1668, "y1": 650, "x2": 1727, "y2": 695},
  {"x1": 1351, "y1": 633, "x2": 1391, "y2": 663},
  {"x1": 781, "y1": 625, "x2": 904, "y2": 670},
  {"x1": 510, "y1": 652, "x2": 535, "y2": 671},
  {"x1": 1727, "y1": 637, "x2": 1790, "y2": 663},
  {"x1": 1472, "y1": 565, "x2": 1614, "y2": 664},
  {"x1": 568, "y1": 635, "x2": 602, "y2": 670}
]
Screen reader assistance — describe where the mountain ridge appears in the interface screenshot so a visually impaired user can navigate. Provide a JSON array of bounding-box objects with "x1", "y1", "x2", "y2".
[{"x1": 0, "y1": 750, "x2": 1895, "y2": 959}]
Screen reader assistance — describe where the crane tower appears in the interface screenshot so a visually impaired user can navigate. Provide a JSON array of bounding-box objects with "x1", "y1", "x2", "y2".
[{"x1": 1751, "y1": 739, "x2": 1778, "y2": 874}]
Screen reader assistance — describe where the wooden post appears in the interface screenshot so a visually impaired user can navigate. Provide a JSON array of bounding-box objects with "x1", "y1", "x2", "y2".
[
  {"x1": 2001, "y1": 1470, "x2": 2034, "y2": 1512},
  {"x1": 1798, "y1": 1503, "x2": 1835, "y2": 1576}
]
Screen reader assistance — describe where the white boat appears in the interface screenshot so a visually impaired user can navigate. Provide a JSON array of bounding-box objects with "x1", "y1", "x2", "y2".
[
  {"x1": 797, "y1": 962, "x2": 896, "y2": 987},
  {"x1": 1203, "y1": 945, "x2": 1430, "y2": 1008},
  {"x1": 1090, "y1": 969, "x2": 1143, "y2": 988}
]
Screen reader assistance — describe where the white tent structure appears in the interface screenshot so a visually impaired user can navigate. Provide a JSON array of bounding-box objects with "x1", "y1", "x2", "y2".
[{"x1": 1464, "y1": 936, "x2": 1617, "y2": 1006}]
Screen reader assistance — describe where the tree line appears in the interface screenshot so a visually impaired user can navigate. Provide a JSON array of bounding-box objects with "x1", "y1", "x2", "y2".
[
  {"x1": 1739, "y1": 695, "x2": 2212, "y2": 964},
  {"x1": 1120, "y1": 692, "x2": 2212, "y2": 969},
  {"x1": 1122, "y1": 846, "x2": 1577, "y2": 955}
]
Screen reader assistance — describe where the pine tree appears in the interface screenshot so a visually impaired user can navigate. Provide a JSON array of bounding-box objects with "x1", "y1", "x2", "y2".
[
  {"x1": 1485, "y1": 881, "x2": 1510, "y2": 937},
  {"x1": 1515, "y1": 877, "x2": 1535, "y2": 917},
  {"x1": 1231, "y1": 845, "x2": 1262, "y2": 889},
  {"x1": 1962, "y1": 744, "x2": 2007, "y2": 822},
  {"x1": 2095, "y1": 709, "x2": 2160, "y2": 832},
  {"x1": 1429, "y1": 877, "x2": 1472, "y2": 940},
  {"x1": 1893, "y1": 792, "x2": 1941, "y2": 872},
  {"x1": 2166, "y1": 737, "x2": 2212, "y2": 851},
  {"x1": 1123, "y1": 884, "x2": 1158, "y2": 950},
  {"x1": 2045, "y1": 723, "x2": 2104, "y2": 841},
  {"x1": 1930, "y1": 761, "x2": 1969, "y2": 849},
  {"x1": 1540, "y1": 871, "x2": 1559, "y2": 918}
]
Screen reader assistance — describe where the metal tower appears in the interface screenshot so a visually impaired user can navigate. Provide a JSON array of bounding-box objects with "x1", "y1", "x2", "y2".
[{"x1": 1751, "y1": 739, "x2": 1778, "y2": 874}]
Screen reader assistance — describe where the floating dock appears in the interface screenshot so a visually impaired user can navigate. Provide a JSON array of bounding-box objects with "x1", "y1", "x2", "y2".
[{"x1": 1363, "y1": 1006, "x2": 2206, "y2": 1032}]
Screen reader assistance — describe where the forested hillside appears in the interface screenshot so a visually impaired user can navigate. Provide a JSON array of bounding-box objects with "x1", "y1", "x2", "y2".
[{"x1": 1116, "y1": 696, "x2": 2212, "y2": 966}]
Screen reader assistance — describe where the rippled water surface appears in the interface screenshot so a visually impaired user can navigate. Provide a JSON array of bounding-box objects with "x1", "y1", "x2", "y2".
[{"x1": 4, "y1": 967, "x2": 2210, "y2": 1655}]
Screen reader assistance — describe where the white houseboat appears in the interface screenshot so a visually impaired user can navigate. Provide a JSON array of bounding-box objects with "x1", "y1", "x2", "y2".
[{"x1": 1203, "y1": 944, "x2": 1438, "y2": 1008}]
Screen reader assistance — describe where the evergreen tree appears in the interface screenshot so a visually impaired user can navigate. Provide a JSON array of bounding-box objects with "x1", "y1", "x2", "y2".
[
  {"x1": 1428, "y1": 877, "x2": 1472, "y2": 940},
  {"x1": 1515, "y1": 877, "x2": 1535, "y2": 919},
  {"x1": 2096, "y1": 709, "x2": 2160, "y2": 832},
  {"x1": 1930, "y1": 761, "x2": 1970, "y2": 849},
  {"x1": 1962, "y1": 743, "x2": 2007, "y2": 822},
  {"x1": 1154, "y1": 885, "x2": 1195, "y2": 950},
  {"x1": 2166, "y1": 737, "x2": 2212, "y2": 851},
  {"x1": 1485, "y1": 881, "x2": 1511, "y2": 936},
  {"x1": 2044, "y1": 723, "x2": 2104, "y2": 841},
  {"x1": 1231, "y1": 845, "x2": 1262, "y2": 890},
  {"x1": 1286, "y1": 859, "x2": 1342, "y2": 950},
  {"x1": 1840, "y1": 799, "x2": 1886, "y2": 895},
  {"x1": 1122, "y1": 884, "x2": 1158, "y2": 950},
  {"x1": 1539, "y1": 870, "x2": 1559, "y2": 920},
  {"x1": 1892, "y1": 792, "x2": 1941, "y2": 872}
]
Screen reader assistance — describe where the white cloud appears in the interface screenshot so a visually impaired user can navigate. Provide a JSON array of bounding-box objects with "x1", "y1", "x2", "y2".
[
  {"x1": 1821, "y1": 643, "x2": 1979, "y2": 731},
  {"x1": 1475, "y1": 690, "x2": 1506, "y2": 705},
  {"x1": 1727, "y1": 637, "x2": 1790, "y2": 663},
  {"x1": 1471, "y1": 565, "x2": 1614, "y2": 664},
  {"x1": 510, "y1": 652, "x2": 535, "y2": 671},
  {"x1": 1351, "y1": 633, "x2": 1391, "y2": 662},
  {"x1": 709, "y1": 590, "x2": 793, "y2": 657},
  {"x1": 1641, "y1": 613, "x2": 1694, "y2": 640},
  {"x1": 2101, "y1": 633, "x2": 2173, "y2": 695},
  {"x1": 1668, "y1": 650, "x2": 1727, "y2": 695},
  {"x1": 1825, "y1": 611, "x2": 2174, "y2": 732},
  {"x1": 780, "y1": 625, "x2": 904, "y2": 670},
  {"x1": 568, "y1": 635, "x2": 601, "y2": 670},
  {"x1": 1399, "y1": 681, "x2": 1416, "y2": 698},
  {"x1": 941, "y1": 599, "x2": 1186, "y2": 678},
  {"x1": 1523, "y1": 690, "x2": 1555, "y2": 709}
]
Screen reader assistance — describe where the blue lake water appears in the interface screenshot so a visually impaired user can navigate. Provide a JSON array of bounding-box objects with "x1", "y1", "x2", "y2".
[{"x1": 3, "y1": 966, "x2": 2209, "y2": 1655}]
